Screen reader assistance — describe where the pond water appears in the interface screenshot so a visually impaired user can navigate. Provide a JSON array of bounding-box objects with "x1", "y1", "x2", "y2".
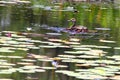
[
  {"x1": 0, "y1": 2, "x2": 120, "y2": 53},
  {"x1": 0, "y1": 2, "x2": 120, "y2": 80}
]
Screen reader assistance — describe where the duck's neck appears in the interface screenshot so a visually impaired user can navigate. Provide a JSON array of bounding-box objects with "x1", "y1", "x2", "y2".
[{"x1": 71, "y1": 21, "x2": 76, "y2": 28}]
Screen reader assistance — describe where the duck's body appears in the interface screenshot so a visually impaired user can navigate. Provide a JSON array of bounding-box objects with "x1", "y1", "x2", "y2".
[{"x1": 67, "y1": 18, "x2": 88, "y2": 33}]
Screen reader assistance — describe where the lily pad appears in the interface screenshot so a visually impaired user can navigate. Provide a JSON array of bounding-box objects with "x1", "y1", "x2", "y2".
[
  {"x1": 7, "y1": 56, "x2": 23, "y2": 59},
  {"x1": 47, "y1": 39, "x2": 62, "y2": 42},
  {"x1": 41, "y1": 67, "x2": 56, "y2": 70},
  {"x1": 39, "y1": 45, "x2": 57, "y2": 48},
  {"x1": 46, "y1": 33, "x2": 61, "y2": 36},
  {"x1": 21, "y1": 59, "x2": 36, "y2": 62},
  {"x1": 38, "y1": 59, "x2": 52, "y2": 62},
  {"x1": 16, "y1": 1, "x2": 31, "y2": 4},
  {"x1": 17, "y1": 62, "x2": 33, "y2": 66},
  {"x1": 0, "y1": 71, "x2": 12, "y2": 74},
  {"x1": 73, "y1": 47, "x2": 91, "y2": 50},
  {"x1": 0, "y1": 79, "x2": 13, "y2": 80},
  {"x1": 20, "y1": 65, "x2": 40, "y2": 70},
  {"x1": 64, "y1": 51, "x2": 87, "y2": 55},
  {"x1": 99, "y1": 39, "x2": 116, "y2": 43},
  {"x1": 34, "y1": 69, "x2": 45, "y2": 72},
  {"x1": 0, "y1": 48, "x2": 15, "y2": 53},
  {"x1": 11, "y1": 34, "x2": 26, "y2": 38},
  {"x1": 58, "y1": 55, "x2": 76, "y2": 58}
]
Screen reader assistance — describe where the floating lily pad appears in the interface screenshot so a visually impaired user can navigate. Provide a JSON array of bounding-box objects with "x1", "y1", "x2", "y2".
[
  {"x1": 62, "y1": 59, "x2": 86, "y2": 63},
  {"x1": 0, "y1": 66, "x2": 12, "y2": 69},
  {"x1": 58, "y1": 55, "x2": 76, "y2": 58},
  {"x1": 0, "y1": 43, "x2": 10, "y2": 46},
  {"x1": 46, "y1": 33, "x2": 61, "y2": 36},
  {"x1": 95, "y1": 28, "x2": 110, "y2": 30},
  {"x1": 17, "y1": 62, "x2": 33, "y2": 66},
  {"x1": 30, "y1": 40, "x2": 42, "y2": 43},
  {"x1": 15, "y1": 38, "x2": 31, "y2": 41},
  {"x1": 20, "y1": 65, "x2": 40, "y2": 70},
  {"x1": 69, "y1": 38, "x2": 80, "y2": 42},
  {"x1": 41, "y1": 67, "x2": 56, "y2": 70},
  {"x1": 78, "y1": 45, "x2": 97, "y2": 48},
  {"x1": 75, "y1": 69, "x2": 90, "y2": 72},
  {"x1": 34, "y1": 69, "x2": 46, "y2": 72},
  {"x1": 73, "y1": 47, "x2": 91, "y2": 50},
  {"x1": 39, "y1": 41, "x2": 52, "y2": 44},
  {"x1": 47, "y1": 39, "x2": 62, "y2": 42},
  {"x1": 99, "y1": 39, "x2": 116, "y2": 43},
  {"x1": 77, "y1": 55, "x2": 99, "y2": 59},
  {"x1": 0, "y1": 71, "x2": 12, "y2": 74},
  {"x1": 64, "y1": 51, "x2": 87, "y2": 55},
  {"x1": 39, "y1": 45, "x2": 57, "y2": 48},
  {"x1": 38, "y1": 59, "x2": 52, "y2": 62},
  {"x1": 56, "y1": 45, "x2": 70, "y2": 48},
  {"x1": 7, "y1": 56, "x2": 23, "y2": 59},
  {"x1": 96, "y1": 46, "x2": 111, "y2": 49},
  {"x1": 55, "y1": 70, "x2": 73, "y2": 74},
  {"x1": 2, "y1": 31, "x2": 16, "y2": 34},
  {"x1": 1, "y1": 47, "x2": 16, "y2": 50},
  {"x1": 27, "y1": 46, "x2": 39, "y2": 49},
  {"x1": 0, "y1": 79, "x2": 13, "y2": 80},
  {"x1": 11, "y1": 34, "x2": 26, "y2": 38},
  {"x1": 13, "y1": 44, "x2": 34, "y2": 48},
  {"x1": 5, "y1": 40, "x2": 19, "y2": 45},
  {"x1": 21, "y1": 59, "x2": 36, "y2": 62},
  {"x1": 16, "y1": 1, "x2": 31, "y2": 4},
  {"x1": 52, "y1": 57, "x2": 70, "y2": 60},
  {"x1": 0, "y1": 48, "x2": 15, "y2": 53},
  {"x1": 0, "y1": 62, "x2": 16, "y2": 66},
  {"x1": 94, "y1": 60, "x2": 115, "y2": 64},
  {"x1": 33, "y1": 4, "x2": 45, "y2": 8},
  {"x1": 48, "y1": 42, "x2": 61, "y2": 46},
  {"x1": 0, "y1": 69, "x2": 16, "y2": 73},
  {"x1": 0, "y1": 37, "x2": 13, "y2": 40}
]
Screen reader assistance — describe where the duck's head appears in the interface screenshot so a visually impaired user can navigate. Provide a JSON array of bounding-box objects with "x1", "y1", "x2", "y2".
[{"x1": 68, "y1": 18, "x2": 76, "y2": 22}]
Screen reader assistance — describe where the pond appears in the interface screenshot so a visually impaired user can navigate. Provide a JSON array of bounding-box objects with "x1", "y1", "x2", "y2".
[{"x1": 0, "y1": 1, "x2": 120, "y2": 80}]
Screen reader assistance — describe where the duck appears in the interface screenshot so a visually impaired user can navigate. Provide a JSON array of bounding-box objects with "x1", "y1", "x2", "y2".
[{"x1": 66, "y1": 18, "x2": 88, "y2": 33}]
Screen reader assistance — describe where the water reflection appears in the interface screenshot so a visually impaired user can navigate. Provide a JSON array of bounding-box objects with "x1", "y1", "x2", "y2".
[{"x1": 0, "y1": 6, "x2": 11, "y2": 31}]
